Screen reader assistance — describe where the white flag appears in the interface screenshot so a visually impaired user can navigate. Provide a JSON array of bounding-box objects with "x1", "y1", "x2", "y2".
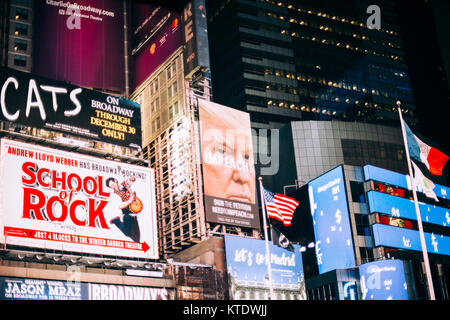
[{"x1": 411, "y1": 161, "x2": 439, "y2": 202}]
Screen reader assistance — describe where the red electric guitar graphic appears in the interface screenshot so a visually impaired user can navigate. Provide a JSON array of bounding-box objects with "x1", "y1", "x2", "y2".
[{"x1": 119, "y1": 178, "x2": 143, "y2": 214}]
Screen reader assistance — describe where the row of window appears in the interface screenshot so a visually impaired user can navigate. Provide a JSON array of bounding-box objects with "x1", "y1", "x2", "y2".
[
  {"x1": 265, "y1": 11, "x2": 403, "y2": 51},
  {"x1": 261, "y1": 66, "x2": 412, "y2": 104},
  {"x1": 261, "y1": 0, "x2": 401, "y2": 37}
]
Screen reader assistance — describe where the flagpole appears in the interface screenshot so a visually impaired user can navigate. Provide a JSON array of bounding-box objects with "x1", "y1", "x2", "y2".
[
  {"x1": 258, "y1": 177, "x2": 275, "y2": 300},
  {"x1": 397, "y1": 101, "x2": 435, "y2": 300}
]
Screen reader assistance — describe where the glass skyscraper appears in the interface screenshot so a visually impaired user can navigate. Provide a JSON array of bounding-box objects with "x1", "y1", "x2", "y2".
[{"x1": 206, "y1": 0, "x2": 417, "y2": 129}]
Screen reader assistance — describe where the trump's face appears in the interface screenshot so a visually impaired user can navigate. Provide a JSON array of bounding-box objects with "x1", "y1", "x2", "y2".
[{"x1": 200, "y1": 109, "x2": 256, "y2": 204}]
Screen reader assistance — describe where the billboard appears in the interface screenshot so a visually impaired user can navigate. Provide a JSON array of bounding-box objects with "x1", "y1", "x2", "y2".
[
  {"x1": 182, "y1": 0, "x2": 210, "y2": 78},
  {"x1": 308, "y1": 166, "x2": 356, "y2": 274},
  {"x1": 224, "y1": 235, "x2": 305, "y2": 299},
  {"x1": 0, "y1": 139, "x2": 158, "y2": 259},
  {"x1": 131, "y1": 4, "x2": 182, "y2": 92},
  {"x1": 32, "y1": 0, "x2": 125, "y2": 93},
  {"x1": 367, "y1": 191, "x2": 450, "y2": 227},
  {"x1": 198, "y1": 99, "x2": 259, "y2": 229},
  {"x1": 0, "y1": 67, "x2": 141, "y2": 149},
  {"x1": 0, "y1": 277, "x2": 169, "y2": 300},
  {"x1": 359, "y1": 259, "x2": 409, "y2": 300},
  {"x1": 363, "y1": 165, "x2": 450, "y2": 200},
  {"x1": 372, "y1": 223, "x2": 450, "y2": 256}
]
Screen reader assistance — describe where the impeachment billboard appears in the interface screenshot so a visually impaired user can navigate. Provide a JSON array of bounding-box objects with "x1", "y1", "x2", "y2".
[
  {"x1": 0, "y1": 67, "x2": 141, "y2": 149},
  {"x1": 198, "y1": 99, "x2": 259, "y2": 229},
  {"x1": 0, "y1": 139, "x2": 158, "y2": 259}
]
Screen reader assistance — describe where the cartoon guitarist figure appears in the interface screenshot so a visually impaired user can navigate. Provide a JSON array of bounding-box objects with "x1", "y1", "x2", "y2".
[{"x1": 106, "y1": 176, "x2": 142, "y2": 243}]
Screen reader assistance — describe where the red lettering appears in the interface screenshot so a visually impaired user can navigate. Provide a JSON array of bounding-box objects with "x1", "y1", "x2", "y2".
[
  {"x1": 67, "y1": 173, "x2": 82, "y2": 192},
  {"x1": 51, "y1": 170, "x2": 67, "y2": 190},
  {"x1": 69, "y1": 200, "x2": 86, "y2": 226},
  {"x1": 46, "y1": 196, "x2": 67, "y2": 222},
  {"x1": 22, "y1": 162, "x2": 37, "y2": 185},
  {"x1": 97, "y1": 176, "x2": 110, "y2": 198},
  {"x1": 23, "y1": 187, "x2": 46, "y2": 220},
  {"x1": 88, "y1": 199, "x2": 109, "y2": 229},
  {"x1": 37, "y1": 168, "x2": 50, "y2": 188},
  {"x1": 83, "y1": 176, "x2": 97, "y2": 195}
]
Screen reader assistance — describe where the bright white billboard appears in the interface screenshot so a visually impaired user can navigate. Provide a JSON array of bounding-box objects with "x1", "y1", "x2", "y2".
[{"x1": 0, "y1": 138, "x2": 158, "y2": 259}]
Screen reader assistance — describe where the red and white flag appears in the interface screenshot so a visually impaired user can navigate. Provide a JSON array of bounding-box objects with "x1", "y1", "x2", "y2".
[{"x1": 263, "y1": 188, "x2": 299, "y2": 226}]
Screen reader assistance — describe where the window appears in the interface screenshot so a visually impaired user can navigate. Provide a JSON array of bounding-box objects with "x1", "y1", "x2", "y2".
[
  {"x1": 15, "y1": 23, "x2": 28, "y2": 36},
  {"x1": 150, "y1": 78, "x2": 159, "y2": 95},
  {"x1": 350, "y1": 181, "x2": 365, "y2": 203},
  {"x1": 169, "y1": 101, "x2": 179, "y2": 119},
  {"x1": 14, "y1": 0, "x2": 29, "y2": 5},
  {"x1": 15, "y1": 7, "x2": 28, "y2": 20},
  {"x1": 167, "y1": 61, "x2": 176, "y2": 79},
  {"x1": 355, "y1": 214, "x2": 370, "y2": 236},
  {"x1": 153, "y1": 116, "x2": 161, "y2": 132},
  {"x1": 13, "y1": 55, "x2": 26, "y2": 67},
  {"x1": 14, "y1": 38, "x2": 27, "y2": 51},
  {"x1": 168, "y1": 81, "x2": 178, "y2": 99},
  {"x1": 151, "y1": 97, "x2": 159, "y2": 113}
]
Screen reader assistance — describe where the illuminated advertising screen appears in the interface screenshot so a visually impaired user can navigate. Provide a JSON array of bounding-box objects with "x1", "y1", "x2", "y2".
[
  {"x1": 182, "y1": 0, "x2": 210, "y2": 78},
  {"x1": 0, "y1": 139, "x2": 158, "y2": 259},
  {"x1": 363, "y1": 165, "x2": 450, "y2": 200},
  {"x1": 0, "y1": 67, "x2": 141, "y2": 149},
  {"x1": 0, "y1": 277, "x2": 169, "y2": 300},
  {"x1": 32, "y1": 0, "x2": 124, "y2": 93},
  {"x1": 367, "y1": 191, "x2": 450, "y2": 227},
  {"x1": 198, "y1": 99, "x2": 259, "y2": 229},
  {"x1": 359, "y1": 259, "x2": 409, "y2": 300},
  {"x1": 131, "y1": 4, "x2": 182, "y2": 91},
  {"x1": 224, "y1": 235, "x2": 305, "y2": 299},
  {"x1": 308, "y1": 166, "x2": 356, "y2": 274},
  {"x1": 372, "y1": 224, "x2": 450, "y2": 257}
]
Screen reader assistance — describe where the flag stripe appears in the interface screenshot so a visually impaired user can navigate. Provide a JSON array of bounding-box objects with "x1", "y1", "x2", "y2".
[
  {"x1": 427, "y1": 147, "x2": 449, "y2": 176},
  {"x1": 404, "y1": 119, "x2": 449, "y2": 176},
  {"x1": 263, "y1": 188, "x2": 299, "y2": 226}
]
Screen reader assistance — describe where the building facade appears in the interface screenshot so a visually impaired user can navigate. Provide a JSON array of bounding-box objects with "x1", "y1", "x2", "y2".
[
  {"x1": 284, "y1": 164, "x2": 450, "y2": 300},
  {"x1": 206, "y1": 0, "x2": 417, "y2": 130}
]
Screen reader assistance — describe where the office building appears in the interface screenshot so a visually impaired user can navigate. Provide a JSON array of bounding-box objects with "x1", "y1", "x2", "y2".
[
  {"x1": 206, "y1": 0, "x2": 417, "y2": 130},
  {"x1": 283, "y1": 164, "x2": 450, "y2": 300}
]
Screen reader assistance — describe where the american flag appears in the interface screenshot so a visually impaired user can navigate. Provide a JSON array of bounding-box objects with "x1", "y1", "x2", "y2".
[{"x1": 263, "y1": 188, "x2": 299, "y2": 226}]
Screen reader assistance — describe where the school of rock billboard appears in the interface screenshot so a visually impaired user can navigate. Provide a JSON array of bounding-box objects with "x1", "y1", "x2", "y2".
[
  {"x1": 32, "y1": 0, "x2": 125, "y2": 93},
  {"x1": 0, "y1": 67, "x2": 141, "y2": 149},
  {"x1": 198, "y1": 99, "x2": 260, "y2": 229},
  {"x1": 0, "y1": 139, "x2": 158, "y2": 259},
  {"x1": 131, "y1": 3, "x2": 182, "y2": 92}
]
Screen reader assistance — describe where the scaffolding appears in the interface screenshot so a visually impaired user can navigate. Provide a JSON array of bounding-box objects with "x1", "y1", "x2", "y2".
[{"x1": 144, "y1": 72, "x2": 260, "y2": 259}]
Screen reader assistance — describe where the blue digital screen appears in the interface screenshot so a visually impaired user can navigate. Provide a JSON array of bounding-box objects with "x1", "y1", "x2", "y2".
[
  {"x1": 359, "y1": 259, "x2": 409, "y2": 300},
  {"x1": 372, "y1": 224, "x2": 450, "y2": 257},
  {"x1": 363, "y1": 165, "x2": 450, "y2": 200},
  {"x1": 224, "y1": 235, "x2": 304, "y2": 287},
  {"x1": 368, "y1": 191, "x2": 450, "y2": 227},
  {"x1": 308, "y1": 166, "x2": 356, "y2": 274}
]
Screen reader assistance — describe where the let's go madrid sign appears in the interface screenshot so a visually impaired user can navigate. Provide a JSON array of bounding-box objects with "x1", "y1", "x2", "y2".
[{"x1": 0, "y1": 67, "x2": 142, "y2": 149}]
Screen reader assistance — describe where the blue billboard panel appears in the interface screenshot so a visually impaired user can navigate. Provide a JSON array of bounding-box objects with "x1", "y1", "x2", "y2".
[
  {"x1": 372, "y1": 224, "x2": 450, "y2": 257},
  {"x1": 363, "y1": 165, "x2": 450, "y2": 200},
  {"x1": 359, "y1": 259, "x2": 409, "y2": 300},
  {"x1": 224, "y1": 235, "x2": 304, "y2": 287},
  {"x1": 308, "y1": 166, "x2": 356, "y2": 274},
  {"x1": 368, "y1": 191, "x2": 450, "y2": 227}
]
